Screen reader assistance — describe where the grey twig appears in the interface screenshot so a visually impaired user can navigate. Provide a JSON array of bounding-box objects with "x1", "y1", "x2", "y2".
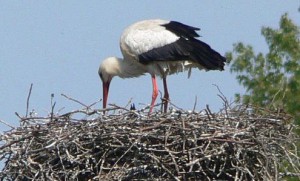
[{"x1": 25, "y1": 83, "x2": 33, "y2": 117}]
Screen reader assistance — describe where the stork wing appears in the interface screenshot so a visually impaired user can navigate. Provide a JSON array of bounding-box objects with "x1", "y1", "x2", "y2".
[{"x1": 138, "y1": 23, "x2": 226, "y2": 71}]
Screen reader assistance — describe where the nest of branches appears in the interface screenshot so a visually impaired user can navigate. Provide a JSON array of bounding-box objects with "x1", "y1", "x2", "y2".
[{"x1": 0, "y1": 98, "x2": 299, "y2": 180}]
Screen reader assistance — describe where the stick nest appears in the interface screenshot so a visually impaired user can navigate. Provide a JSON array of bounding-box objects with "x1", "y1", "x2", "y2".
[{"x1": 0, "y1": 103, "x2": 299, "y2": 180}]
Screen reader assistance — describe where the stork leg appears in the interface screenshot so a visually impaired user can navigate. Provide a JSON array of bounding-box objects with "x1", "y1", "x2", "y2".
[
  {"x1": 149, "y1": 75, "x2": 158, "y2": 115},
  {"x1": 162, "y1": 77, "x2": 169, "y2": 113}
]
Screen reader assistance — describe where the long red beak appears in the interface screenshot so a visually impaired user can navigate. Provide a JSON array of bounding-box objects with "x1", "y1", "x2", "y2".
[{"x1": 103, "y1": 81, "x2": 110, "y2": 110}]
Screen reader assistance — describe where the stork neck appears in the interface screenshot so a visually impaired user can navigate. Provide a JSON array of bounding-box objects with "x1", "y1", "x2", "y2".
[{"x1": 117, "y1": 58, "x2": 146, "y2": 78}]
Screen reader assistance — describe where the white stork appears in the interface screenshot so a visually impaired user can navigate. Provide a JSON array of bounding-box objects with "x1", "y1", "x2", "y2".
[{"x1": 98, "y1": 19, "x2": 226, "y2": 114}]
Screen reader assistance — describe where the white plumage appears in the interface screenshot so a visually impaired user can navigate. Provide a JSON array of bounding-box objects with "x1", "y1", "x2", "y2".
[
  {"x1": 121, "y1": 19, "x2": 179, "y2": 56},
  {"x1": 99, "y1": 19, "x2": 226, "y2": 114}
]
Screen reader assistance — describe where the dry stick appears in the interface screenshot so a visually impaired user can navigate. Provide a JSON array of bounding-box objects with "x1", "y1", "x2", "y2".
[
  {"x1": 208, "y1": 138, "x2": 255, "y2": 145},
  {"x1": 181, "y1": 118, "x2": 186, "y2": 152},
  {"x1": 192, "y1": 96, "x2": 197, "y2": 112},
  {"x1": 213, "y1": 84, "x2": 229, "y2": 107},
  {"x1": 0, "y1": 119, "x2": 15, "y2": 129},
  {"x1": 134, "y1": 101, "x2": 159, "y2": 115},
  {"x1": 158, "y1": 90, "x2": 164, "y2": 113},
  {"x1": 272, "y1": 151, "x2": 278, "y2": 181},
  {"x1": 167, "y1": 100, "x2": 184, "y2": 111},
  {"x1": 142, "y1": 102, "x2": 161, "y2": 113},
  {"x1": 25, "y1": 83, "x2": 33, "y2": 117},
  {"x1": 280, "y1": 144, "x2": 300, "y2": 173},
  {"x1": 140, "y1": 118, "x2": 168, "y2": 132},
  {"x1": 106, "y1": 141, "x2": 135, "y2": 178},
  {"x1": 50, "y1": 94, "x2": 56, "y2": 121},
  {"x1": 88, "y1": 99, "x2": 101, "y2": 108},
  {"x1": 14, "y1": 112, "x2": 22, "y2": 119},
  {"x1": 205, "y1": 104, "x2": 213, "y2": 120},
  {"x1": 59, "y1": 106, "x2": 123, "y2": 118},
  {"x1": 280, "y1": 172, "x2": 300, "y2": 177},
  {"x1": 147, "y1": 153, "x2": 180, "y2": 181},
  {"x1": 185, "y1": 150, "x2": 224, "y2": 167},
  {"x1": 124, "y1": 98, "x2": 133, "y2": 109},
  {"x1": 165, "y1": 147, "x2": 180, "y2": 175},
  {"x1": 108, "y1": 104, "x2": 130, "y2": 112},
  {"x1": 61, "y1": 93, "x2": 88, "y2": 108},
  {"x1": 98, "y1": 150, "x2": 108, "y2": 179},
  {"x1": 0, "y1": 135, "x2": 32, "y2": 150}
]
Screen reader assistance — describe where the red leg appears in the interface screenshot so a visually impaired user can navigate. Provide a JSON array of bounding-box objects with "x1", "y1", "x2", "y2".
[
  {"x1": 162, "y1": 77, "x2": 169, "y2": 113},
  {"x1": 149, "y1": 75, "x2": 158, "y2": 115}
]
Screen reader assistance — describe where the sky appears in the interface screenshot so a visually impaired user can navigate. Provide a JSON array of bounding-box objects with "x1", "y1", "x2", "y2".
[{"x1": 0, "y1": 1, "x2": 299, "y2": 132}]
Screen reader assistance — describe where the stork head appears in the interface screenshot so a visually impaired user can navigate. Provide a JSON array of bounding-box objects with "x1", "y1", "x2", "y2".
[{"x1": 98, "y1": 57, "x2": 121, "y2": 110}]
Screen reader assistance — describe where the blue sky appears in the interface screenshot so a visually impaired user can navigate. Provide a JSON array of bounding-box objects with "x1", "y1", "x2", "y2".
[{"x1": 0, "y1": 1, "x2": 299, "y2": 131}]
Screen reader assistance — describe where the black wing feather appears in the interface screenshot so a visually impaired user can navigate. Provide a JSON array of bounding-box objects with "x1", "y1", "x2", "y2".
[
  {"x1": 138, "y1": 21, "x2": 226, "y2": 70},
  {"x1": 139, "y1": 40, "x2": 189, "y2": 63},
  {"x1": 161, "y1": 21, "x2": 200, "y2": 39}
]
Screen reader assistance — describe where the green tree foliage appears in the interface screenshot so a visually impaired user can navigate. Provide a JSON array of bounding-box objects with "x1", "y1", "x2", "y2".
[{"x1": 227, "y1": 13, "x2": 300, "y2": 123}]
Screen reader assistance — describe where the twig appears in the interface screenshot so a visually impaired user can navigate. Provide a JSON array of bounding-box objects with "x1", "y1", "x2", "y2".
[
  {"x1": 87, "y1": 99, "x2": 101, "y2": 108},
  {"x1": 0, "y1": 135, "x2": 32, "y2": 150},
  {"x1": 124, "y1": 98, "x2": 133, "y2": 109},
  {"x1": 147, "y1": 153, "x2": 180, "y2": 181},
  {"x1": 205, "y1": 104, "x2": 213, "y2": 119},
  {"x1": 192, "y1": 96, "x2": 197, "y2": 112},
  {"x1": 50, "y1": 93, "x2": 56, "y2": 121},
  {"x1": 106, "y1": 142, "x2": 136, "y2": 178},
  {"x1": 140, "y1": 118, "x2": 168, "y2": 131},
  {"x1": 0, "y1": 119, "x2": 15, "y2": 129},
  {"x1": 61, "y1": 93, "x2": 88, "y2": 108},
  {"x1": 25, "y1": 83, "x2": 33, "y2": 117},
  {"x1": 108, "y1": 104, "x2": 130, "y2": 112}
]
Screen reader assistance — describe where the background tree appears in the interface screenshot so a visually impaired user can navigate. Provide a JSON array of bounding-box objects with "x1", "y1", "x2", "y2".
[{"x1": 227, "y1": 13, "x2": 300, "y2": 124}]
